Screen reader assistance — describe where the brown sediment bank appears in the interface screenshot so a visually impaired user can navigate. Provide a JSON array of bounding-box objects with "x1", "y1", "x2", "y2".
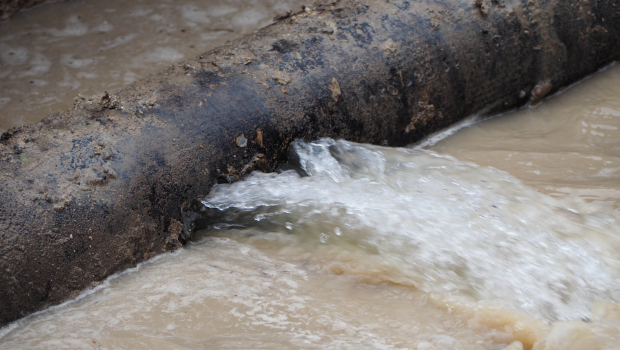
[{"x1": 0, "y1": 0, "x2": 619, "y2": 327}]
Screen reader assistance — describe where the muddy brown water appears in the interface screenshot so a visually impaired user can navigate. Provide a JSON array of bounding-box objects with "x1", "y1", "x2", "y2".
[
  {"x1": 426, "y1": 65, "x2": 620, "y2": 211},
  {"x1": 0, "y1": 0, "x2": 304, "y2": 133},
  {"x1": 1, "y1": 1, "x2": 620, "y2": 349}
]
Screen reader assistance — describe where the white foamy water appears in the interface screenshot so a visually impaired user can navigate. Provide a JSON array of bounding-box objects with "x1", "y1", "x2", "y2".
[
  {"x1": 4, "y1": 138, "x2": 620, "y2": 349},
  {"x1": 201, "y1": 139, "x2": 620, "y2": 325},
  {"x1": 0, "y1": 236, "x2": 511, "y2": 350}
]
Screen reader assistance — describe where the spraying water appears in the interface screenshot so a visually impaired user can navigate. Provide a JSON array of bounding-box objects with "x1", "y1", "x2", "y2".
[{"x1": 203, "y1": 138, "x2": 620, "y2": 323}]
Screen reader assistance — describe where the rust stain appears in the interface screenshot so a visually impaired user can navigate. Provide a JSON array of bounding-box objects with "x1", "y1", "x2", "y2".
[
  {"x1": 405, "y1": 96, "x2": 443, "y2": 133},
  {"x1": 328, "y1": 77, "x2": 341, "y2": 102},
  {"x1": 255, "y1": 128, "x2": 265, "y2": 148}
]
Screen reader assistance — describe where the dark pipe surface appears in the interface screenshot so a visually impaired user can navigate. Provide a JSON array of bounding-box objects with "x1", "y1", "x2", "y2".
[
  {"x1": 1, "y1": 0, "x2": 619, "y2": 326},
  {"x1": 0, "y1": 0, "x2": 57, "y2": 19}
]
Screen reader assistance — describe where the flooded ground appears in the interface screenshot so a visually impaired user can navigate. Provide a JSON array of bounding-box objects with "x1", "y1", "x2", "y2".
[
  {"x1": 1, "y1": 0, "x2": 620, "y2": 349},
  {"x1": 0, "y1": 0, "x2": 304, "y2": 132}
]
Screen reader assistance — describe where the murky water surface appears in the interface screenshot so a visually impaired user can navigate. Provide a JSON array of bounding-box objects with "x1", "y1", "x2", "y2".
[
  {"x1": 1, "y1": 0, "x2": 620, "y2": 349},
  {"x1": 0, "y1": 0, "x2": 303, "y2": 133},
  {"x1": 427, "y1": 65, "x2": 620, "y2": 210}
]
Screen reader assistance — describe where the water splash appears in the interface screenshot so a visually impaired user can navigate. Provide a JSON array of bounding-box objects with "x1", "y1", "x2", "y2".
[
  {"x1": 201, "y1": 139, "x2": 620, "y2": 323},
  {"x1": 3, "y1": 138, "x2": 620, "y2": 349}
]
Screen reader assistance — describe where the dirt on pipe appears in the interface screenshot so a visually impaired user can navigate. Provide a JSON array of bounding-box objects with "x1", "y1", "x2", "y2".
[{"x1": 0, "y1": 0, "x2": 58, "y2": 19}]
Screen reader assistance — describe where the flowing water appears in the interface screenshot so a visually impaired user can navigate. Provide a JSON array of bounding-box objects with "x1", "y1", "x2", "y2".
[
  {"x1": 1, "y1": 1, "x2": 620, "y2": 349},
  {"x1": 0, "y1": 0, "x2": 304, "y2": 133},
  {"x1": 427, "y1": 66, "x2": 620, "y2": 211}
]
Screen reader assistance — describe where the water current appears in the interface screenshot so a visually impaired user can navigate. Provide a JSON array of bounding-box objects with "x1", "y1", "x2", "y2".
[
  {"x1": 1, "y1": 1, "x2": 620, "y2": 349},
  {"x1": 0, "y1": 0, "x2": 305, "y2": 133}
]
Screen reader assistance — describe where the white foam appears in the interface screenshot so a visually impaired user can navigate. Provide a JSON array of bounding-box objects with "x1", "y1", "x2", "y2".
[{"x1": 203, "y1": 139, "x2": 620, "y2": 322}]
